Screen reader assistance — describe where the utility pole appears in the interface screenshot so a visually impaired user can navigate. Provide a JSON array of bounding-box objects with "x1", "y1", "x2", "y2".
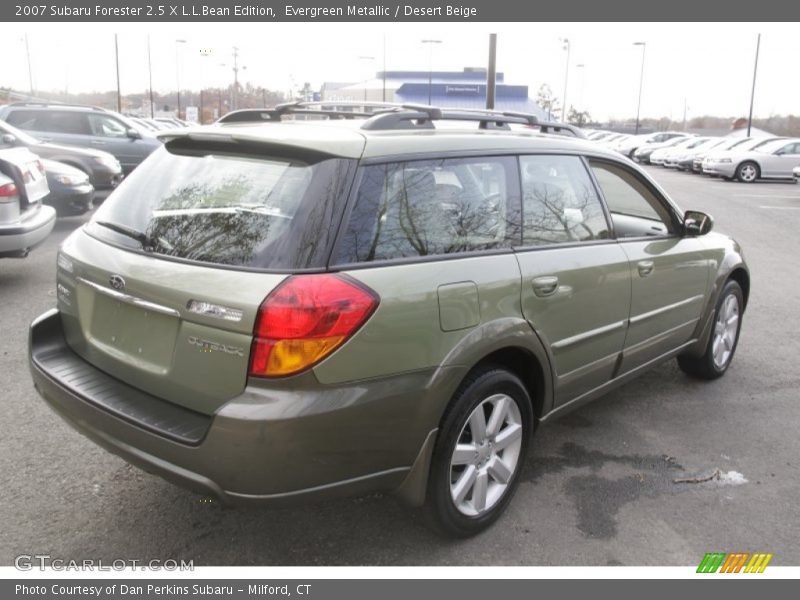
[
  {"x1": 486, "y1": 34, "x2": 497, "y2": 110},
  {"x1": 114, "y1": 34, "x2": 121, "y2": 113},
  {"x1": 147, "y1": 35, "x2": 154, "y2": 118},
  {"x1": 421, "y1": 39, "x2": 442, "y2": 105},
  {"x1": 747, "y1": 34, "x2": 761, "y2": 137},
  {"x1": 24, "y1": 35, "x2": 34, "y2": 98},
  {"x1": 232, "y1": 46, "x2": 239, "y2": 111},
  {"x1": 560, "y1": 38, "x2": 570, "y2": 121},
  {"x1": 633, "y1": 41, "x2": 647, "y2": 134},
  {"x1": 383, "y1": 33, "x2": 386, "y2": 102},
  {"x1": 682, "y1": 98, "x2": 688, "y2": 131},
  {"x1": 175, "y1": 39, "x2": 186, "y2": 118}
]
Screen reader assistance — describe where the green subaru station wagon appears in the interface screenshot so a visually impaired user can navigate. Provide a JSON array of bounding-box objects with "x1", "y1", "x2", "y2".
[{"x1": 29, "y1": 103, "x2": 749, "y2": 536}]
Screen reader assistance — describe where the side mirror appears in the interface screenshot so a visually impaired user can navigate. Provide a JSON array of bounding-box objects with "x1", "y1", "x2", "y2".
[
  {"x1": 684, "y1": 210, "x2": 714, "y2": 236},
  {"x1": 126, "y1": 128, "x2": 142, "y2": 140},
  {"x1": 1, "y1": 133, "x2": 16, "y2": 145}
]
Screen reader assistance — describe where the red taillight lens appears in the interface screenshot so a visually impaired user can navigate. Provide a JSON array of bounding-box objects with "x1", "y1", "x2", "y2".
[
  {"x1": 249, "y1": 274, "x2": 379, "y2": 378},
  {"x1": 0, "y1": 182, "x2": 18, "y2": 198}
]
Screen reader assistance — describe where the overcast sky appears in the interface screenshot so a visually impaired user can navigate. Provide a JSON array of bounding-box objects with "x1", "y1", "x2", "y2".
[{"x1": 2, "y1": 22, "x2": 798, "y2": 121}]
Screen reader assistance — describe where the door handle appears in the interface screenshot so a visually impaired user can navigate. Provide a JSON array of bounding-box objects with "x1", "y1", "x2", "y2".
[
  {"x1": 90, "y1": 140, "x2": 106, "y2": 145},
  {"x1": 532, "y1": 276, "x2": 559, "y2": 297},
  {"x1": 637, "y1": 260, "x2": 655, "y2": 277}
]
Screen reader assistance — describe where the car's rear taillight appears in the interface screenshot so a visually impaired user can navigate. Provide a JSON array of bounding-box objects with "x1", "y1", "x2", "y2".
[
  {"x1": 249, "y1": 274, "x2": 379, "y2": 378},
  {"x1": 0, "y1": 182, "x2": 19, "y2": 202}
]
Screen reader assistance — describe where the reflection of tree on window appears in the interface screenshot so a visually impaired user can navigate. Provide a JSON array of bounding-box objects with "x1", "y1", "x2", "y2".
[
  {"x1": 337, "y1": 157, "x2": 518, "y2": 263},
  {"x1": 521, "y1": 155, "x2": 609, "y2": 246}
]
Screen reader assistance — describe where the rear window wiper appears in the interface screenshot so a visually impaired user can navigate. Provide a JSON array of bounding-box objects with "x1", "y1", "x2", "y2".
[{"x1": 94, "y1": 220, "x2": 173, "y2": 252}]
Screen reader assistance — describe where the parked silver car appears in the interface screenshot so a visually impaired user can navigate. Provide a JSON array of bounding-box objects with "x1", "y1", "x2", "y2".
[
  {"x1": 0, "y1": 148, "x2": 55, "y2": 258},
  {"x1": 702, "y1": 138, "x2": 800, "y2": 182}
]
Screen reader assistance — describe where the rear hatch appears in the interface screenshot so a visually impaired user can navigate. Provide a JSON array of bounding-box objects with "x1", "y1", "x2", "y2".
[
  {"x1": 57, "y1": 134, "x2": 359, "y2": 415},
  {"x1": 0, "y1": 147, "x2": 49, "y2": 205}
]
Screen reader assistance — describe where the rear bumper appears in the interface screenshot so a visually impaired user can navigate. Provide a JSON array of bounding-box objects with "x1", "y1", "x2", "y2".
[
  {"x1": 0, "y1": 204, "x2": 56, "y2": 255},
  {"x1": 29, "y1": 309, "x2": 441, "y2": 505}
]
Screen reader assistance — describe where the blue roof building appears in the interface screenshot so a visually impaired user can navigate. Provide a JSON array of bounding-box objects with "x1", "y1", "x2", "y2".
[{"x1": 320, "y1": 68, "x2": 546, "y2": 119}]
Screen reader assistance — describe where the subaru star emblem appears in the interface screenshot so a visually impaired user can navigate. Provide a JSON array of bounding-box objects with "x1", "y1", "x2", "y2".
[{"x1": 109, "y1": 274, "x2": 126, "y2": 291}]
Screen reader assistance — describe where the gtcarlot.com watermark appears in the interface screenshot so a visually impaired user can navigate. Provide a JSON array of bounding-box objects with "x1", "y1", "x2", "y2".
[{"x1": 15, "y1": 554, "x2": 194, "y2": 571}]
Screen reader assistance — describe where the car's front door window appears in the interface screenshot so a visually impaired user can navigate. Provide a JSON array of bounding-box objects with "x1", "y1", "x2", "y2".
[
  {"x1": 589, "y1": 160, "x2": 676, "y2": 238},
  {"x1": 88, "y1": 115, "x2": 128, "y2": 139}
]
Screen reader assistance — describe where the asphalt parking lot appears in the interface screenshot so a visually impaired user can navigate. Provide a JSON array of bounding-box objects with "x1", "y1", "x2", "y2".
[{"x1": 1, "y1": 168, "x2": 798, "y2": 567}]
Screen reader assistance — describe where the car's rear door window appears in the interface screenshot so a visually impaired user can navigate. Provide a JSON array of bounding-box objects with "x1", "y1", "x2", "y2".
[
  {"x1": 86, "y1": 145, "x2": 353, "y2": 270},
  {"x1": 335, "y1": 156, "x2": 520, "y2": 264},
  {"x1": 519, "y1": 155, "x2": 610, "y2": 245}
]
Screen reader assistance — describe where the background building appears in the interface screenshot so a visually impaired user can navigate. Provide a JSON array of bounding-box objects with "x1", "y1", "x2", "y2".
[{"x1": 321, "y1": 68, "x2": 547, "y2": 118}]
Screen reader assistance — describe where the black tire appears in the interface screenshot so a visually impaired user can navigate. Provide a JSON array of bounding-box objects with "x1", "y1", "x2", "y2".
[
  {"x1": 735, "y1": 161, "x2": 759, "y2": 183},
  {"x1": 678, "y1": 280, "x2": 743, "y2": 380},
  {"x1": 424, "y1": 366, "x2": 532, "y2": 537}
]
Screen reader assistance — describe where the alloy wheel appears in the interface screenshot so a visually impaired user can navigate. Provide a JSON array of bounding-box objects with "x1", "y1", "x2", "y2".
[
  {"x1": 449, "y1": 394, "x2": 523, "y2": 516},
  {"x1": 712, "y1": 293, "x2": 740, "y2": 369}
]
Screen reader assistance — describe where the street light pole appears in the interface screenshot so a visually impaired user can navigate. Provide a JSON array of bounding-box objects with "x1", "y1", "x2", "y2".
[
  {"x1": 23, "y1": 35, "x2": 34, "y2": 98},
  {"x1": 560, "y1": 38, "x2": 570, "y2": 121},
  {"x1": 175, "y1": 39, "x2": 186, "y2": 119},
  {"x1": 358, "y1": 56, "x2": 375, "y2": 103},
  {"x1": 575, "y1": 64, "x2": 585, "y2": 112},
  {"x1": 633, "y1": 41, "x2": 646, "y2": 134},
  {"x1": 147, "y1": 35, "x2": 154, "y2": 118},
  {"x1": 114, "y1": 34, "x2": 121, "y2": 113},
  {"x1": 232, "y1": 46, "x2": 239, "y2": 111},
  {"x1": 421, "y1": 39, "x2": 442, "y2": 105},
  {"x1": 747, "y1": 33, "x2": 761, "y2": 137}
]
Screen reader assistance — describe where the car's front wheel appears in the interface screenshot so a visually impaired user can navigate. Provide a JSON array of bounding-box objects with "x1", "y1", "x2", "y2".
[
  {"x1": 736, "y1": 161, "x2": 759, "y2": 183},
  {"x1": 678, "y1": 280, "x2": 743, "y2": 379},
  {"x1": 424, "y1": 367, "x2": 532, "y2": 537}
]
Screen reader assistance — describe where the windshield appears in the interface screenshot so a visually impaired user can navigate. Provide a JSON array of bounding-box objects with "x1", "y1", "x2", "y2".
[
  {"x1": 754, "y1": 139, "x2": 793, "y2": 154},
  {"x1": 0, "y1": 119, "x2": 41, "y2": 146},
  {"x1": 87, "y1": 145, "x2": 353, "y2": 270}
]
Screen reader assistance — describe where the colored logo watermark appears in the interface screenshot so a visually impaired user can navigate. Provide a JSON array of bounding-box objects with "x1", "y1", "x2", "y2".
[{"x1": 697, "y1": 552, "x2": 773, "y2": 573}]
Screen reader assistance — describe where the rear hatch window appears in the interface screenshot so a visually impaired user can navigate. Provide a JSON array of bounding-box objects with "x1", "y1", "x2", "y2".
[{"x1": 86, "y1": 144, "x2": 354, "y2": 270}]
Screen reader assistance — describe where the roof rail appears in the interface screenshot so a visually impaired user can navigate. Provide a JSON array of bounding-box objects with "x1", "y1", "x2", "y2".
[
  {"x1": 216, "y1": 101, "x2": 394, "y2": 124},
  {"x1": 214, "y1": 101, "x2": 586, "y2": 138},
  {"x1": 362, "y1": 107, "x2": 586, "y2": 138}
]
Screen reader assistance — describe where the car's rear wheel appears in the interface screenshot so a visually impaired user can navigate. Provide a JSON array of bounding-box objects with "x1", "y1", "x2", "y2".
[
  {"x1": 678, "y1": 280, "x2": 743, "y2": 379},
  {"x1": 424, "y1": 367, "x2": 532, "y2": 537},
  {"x1": 736, "y1": 161, "x2": 759, "y2": 183}
]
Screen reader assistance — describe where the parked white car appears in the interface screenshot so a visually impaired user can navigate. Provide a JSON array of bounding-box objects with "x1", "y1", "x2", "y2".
[
  {"x1": 616, "y1": 131, "x2": 687, "y2": 158},
  {"x1": 702, "y1": 138, "x2": 800, "y2": 182},
  {"x1": 633, "y1": 134, "x2": 694, "y2": 164},
  {"x1": 664, "y1": 137, "x2": 724, "y2": 170},
  {"x1": 650, "y1": 137, "x2": 705, "y2": 166}
]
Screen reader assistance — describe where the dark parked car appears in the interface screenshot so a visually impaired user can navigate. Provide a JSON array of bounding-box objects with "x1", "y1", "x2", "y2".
[
  {"x1": 41, "y1": 159, "x2": 94, "y2": 216},
  {"x1": 0, "y1": 119, "x2": 122, "y2": 190},
  {"x1": 0, "y1": 103, "x2": 161, "y2": 174}
]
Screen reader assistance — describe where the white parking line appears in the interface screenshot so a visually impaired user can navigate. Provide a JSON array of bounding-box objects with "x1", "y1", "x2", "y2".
[
  {"x1": 735, "y1": 194, "x2": 800, "y2": 199},
  {"x1": 759, "y1": 206, "x2": 800, "y2": 210}
]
